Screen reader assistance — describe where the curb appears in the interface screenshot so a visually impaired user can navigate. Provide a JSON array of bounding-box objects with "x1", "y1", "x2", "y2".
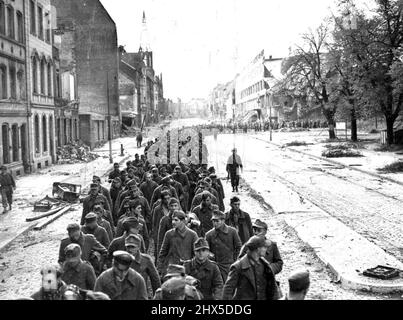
[
  {"x1": 249, "y1": 135, "x2": 403, "y2": 187},
  {"x1": 0, "y1": 222, "x2": 38, "y2": 254}
]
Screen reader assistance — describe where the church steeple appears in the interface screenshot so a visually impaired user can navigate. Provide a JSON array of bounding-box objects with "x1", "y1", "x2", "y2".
[{"x1": 140, "y1": 11, "x2": 151, "y2": 52}]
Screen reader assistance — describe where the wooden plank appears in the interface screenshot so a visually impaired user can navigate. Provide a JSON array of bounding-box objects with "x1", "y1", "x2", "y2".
[
  {"x1": 26, "y1": 206, "x2": 65, "y2": 222},
  {"x1": 33, "y1": 206, "x2": 72, "y2": 231}
]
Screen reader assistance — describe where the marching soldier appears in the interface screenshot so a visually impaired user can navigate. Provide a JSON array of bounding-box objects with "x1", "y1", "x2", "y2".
[
  {"x1": 95, "y1": 251, "x2": 148, "y2": 300},
  {"x1": 124, "y1": 234, "x2": 161, "y2": 297},
  {"x1": 61, "y1": 244, "x2": 96, "y2": 291},
  {"x1": 239, "y1": 219, "x2": 283, "y2": 275},
  {"x1": 0, "y1": 165, "x2": 16, "y2": 213},
  {"x1": 184, "y1": 238, "x2": 223, "y2": 300},
  {"x1": 225, "y1": 196, "x2": 253, "y2": 244},
  {"x1": 205, "y1": 211, "x2": 242, "y2": 282},
  {"x1": 158, "y1": 211, "x2": 198, "y2": 277},
  {"x1": 192, "y1": 192, "x2": 219, "y2": 237},
  {"x1": 81, "y1": 212, "x2": 111, "y2": 249},
  {"x1": 223, "y1": 236, "x2": 279, "y2": 300},
  {"x1": 81, "y1": 183, "x2": 111, "y2": 225}
]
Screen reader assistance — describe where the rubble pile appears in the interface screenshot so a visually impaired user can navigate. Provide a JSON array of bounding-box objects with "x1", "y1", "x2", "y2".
[
  {"x1": 322, "y1": 143, "x2": 363, "y2": 158},
  {"x1": 56, "y1": 142, "x2": 100, "y2": 164}
]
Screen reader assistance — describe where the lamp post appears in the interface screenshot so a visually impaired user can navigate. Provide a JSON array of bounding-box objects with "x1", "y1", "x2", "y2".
[{"x1": 106, "y1": 71, "x2": 113, "y2": 164}]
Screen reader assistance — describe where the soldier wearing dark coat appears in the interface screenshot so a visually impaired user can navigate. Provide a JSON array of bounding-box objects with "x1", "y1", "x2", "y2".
[
  {"x1": 81, "y1": 184, "x2": 111, "y2": 225},
  {"x1": 0, "y1": 165, "x2": 16, "y2": 213},
  {"x1": 140, "y1": 173, "x2": 159, "y2": 206},
  {"x1": 239, "y1": 219, "x2": 283, "y2": 275},
  {"x1": 150, "y1": 176, "x2": 178, "y2": 208},
  {"x1": 172, "y1": 166, "x2": 190, "y2": 211},
  {"x1": 108, "y1": 217, "x2": 147, "y2": 266},
  {"x1": 192, "y1": 193, "x2": 219, "y2": 237},
  {"x1": 115, "y1": 201, "x2": 149, "y2": 251},
  {"x1": 190, "y1": 189, "x2": 218, "y2": 212},
  {"x1": 81, "y1": 212, "x2": 111, "y2": 249},
  {"x1": 109, "y1": 177, "x2": 123, "y2": 223},
  {"x1": 95, "y1": 251, "x2": 148, "y2": 300},
  {"x1": 93, "y1": 176, "x2": 113, "y2": 211},
  {"x1": 61, "y1": 244, "x2": 96, "y2": 290},
  {"x1": 225, "y1": 196, "x2": 253, "y2": 244},
  {"x1": 58, "y1": 224, "x2": 107, "y2": 275},
  {"x1": 125, "y1": 234, "x2": 161, "y2": 297},
  {"x1": 156, "y1": 198, "x2": 181, "y2": 260},
  {"x1": 108, "y1": 163, "x2": 121, "y2": 182},
  {"x1": 205, "y1": 211, "x2": 242, "y2": 282},
  {"x1": 151, "y1": 167, "x2": 162, "y2": 185},
  {"x1": 210, "y1": 174, "x2": 225, "y2": 212},
  {"x1": 184, "y1": 238, "x2": 223, "y2": 300},
  {"x1": 151, "y1": 191, "x2": 171, "y2": 259},
  {"x1": 222, "y1": 236, "x2": 279, "y2": 300},
  {"x1": 93, "y1": 205, "x2": 114, "y2": 241},
  {"x1": 158, "y1": 211, "x2": 198, "y2": 277},
  {"x1": 117, "y1": 187, "x2": 151, "y2": 231}
]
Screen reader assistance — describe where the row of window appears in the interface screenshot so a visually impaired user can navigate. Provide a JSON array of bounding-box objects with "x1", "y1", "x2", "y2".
[
  {"x1": 240, "y1": 81, "x2": 265, "y2": 99},
  {"x1": 30, "y1": 0, "x2": 51, "y2": 43},
  {"x1": 0, "y1": 1, "x2": 24, "y2": 43},
  {"x1": 0, "y1": 64, "x2": 24, "y2": 100},
  {"x1": 32, "y1": 56, "x2": 52, "y2": 96}
]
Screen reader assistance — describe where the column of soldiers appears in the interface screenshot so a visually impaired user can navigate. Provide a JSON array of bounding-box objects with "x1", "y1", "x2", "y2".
[{"x1": 30, "y1": 149, "x2": 310, "y2": 301}]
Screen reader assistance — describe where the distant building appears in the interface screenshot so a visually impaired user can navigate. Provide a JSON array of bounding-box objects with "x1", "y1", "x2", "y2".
[
  {"x1": 53, "y1": 17, "x2": 79, "y2": 148},
  {"x1": 51, "y1": 0, "x2": 120, "y2": 148}
]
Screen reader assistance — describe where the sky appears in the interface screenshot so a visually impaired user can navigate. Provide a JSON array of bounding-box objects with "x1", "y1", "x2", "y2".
[{"x1": 100, "y1": 0, "x2": 376, "y2": 102}]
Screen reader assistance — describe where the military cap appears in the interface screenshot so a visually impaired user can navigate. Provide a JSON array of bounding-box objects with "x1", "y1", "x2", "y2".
[
  {"x1": 92, "y1": 175, "x2": 101, "y2": 181},
  {"x1": 168, "y1": 198, "x2": 180, "y2": 206},
  {"x1": 165, "y1": 264, "x2": 186, "y2": 279},
  {"x1": 125, "y1": 234, "x2": 142, "y2": 247},
  {"x1": 211, "y1": 211, "x2": 226, "y2": 221},
  {"x1": 122, "y1": 217, "x2": 139, "y2": 230},
  {"x1": 113, "y1": 251, "x2": 134, "y2": 266},
  {"x1": 84, "y1": 212, "x2": 98, "y2": 222},
  {"x1": 128, "y1": 199, "x2": 141, "y2": 207},
  {"x1": 127, "y1": 179, "x2": 137, "y2": 187},
  {"x1": 209, "y1": 174, "x2": 217, "y2": 179},
  {"x1": 172, "y1": 210, "x2": 186, "y2": 220},
  {"x1": 93, "y1": 205, "x2": 103, "y2": 212},
  {"x1": 90, "y1": 183, "x2": 99, "y2": 189},
  {"x1": 67, "y1": 223, "x2": 80, "y2": 232},
  {"x1": 288, "y1": 269, "x2": 310, "y2": 292},
  {"x1": 208, "y1": 166, "x2": 216, "y2": 173},
  {"x1": 253, "y1": 219, "x2": 268, "y2": 230},
  {"x1": 174, "y1": 165, "x2": 181, "y2": 170},
  {"x1": 161, "y1": 176, "x2": 172, "y2": 184},
  {"x1": 113, "y1": 163, "x2": 120, "y2": 167},
  {"x1": 194, "y1": 238, "x2": 209, "y2": 251},
  {"x1": 151, "y1": 167, "x2": 159, "y2": 172},
  {"x1": 161, "y1": 277, "x2": 186, "y2": 300},
  {"x1": 113, "y1": 177, "x2": 121, "y2": 183},
  {"x1": 64, "y1": 243, "x2": 81, "y2": 257},
  {"x1": 245, "y1": 236, "x2": 266, "y2": 251}
]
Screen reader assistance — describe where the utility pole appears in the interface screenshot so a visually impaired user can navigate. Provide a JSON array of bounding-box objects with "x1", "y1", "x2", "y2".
[{"x1": 106, "y1": 70, "x2": 113, "y2": 164}]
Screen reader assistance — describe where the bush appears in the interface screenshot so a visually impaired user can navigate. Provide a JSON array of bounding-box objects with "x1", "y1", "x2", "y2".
[
  {"x1": 284, "y1": 141, "x2": 309, "y2": 147},
  {"x1": 377, "y1": 161, "x2": 403, "y2": 173}
]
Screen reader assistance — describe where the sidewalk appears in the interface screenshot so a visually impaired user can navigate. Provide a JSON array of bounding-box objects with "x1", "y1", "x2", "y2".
[
  {"x1": 251, "y1": 129, "x2": 403, "y2": 185},
  {"x1": 0, "y1": 134, "x2": 155, "y2": 252}
]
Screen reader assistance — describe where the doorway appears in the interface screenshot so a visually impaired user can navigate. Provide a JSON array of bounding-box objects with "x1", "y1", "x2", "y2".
[
  {"x1": 20, "y1": 124, "x2": 28, "y2": 171},
  {"x1": 2, "y1": 124, "x2": 10, "y2": 164},
  {"x1": 11, "y1": 124, "x2": 19, "y2": 162}
]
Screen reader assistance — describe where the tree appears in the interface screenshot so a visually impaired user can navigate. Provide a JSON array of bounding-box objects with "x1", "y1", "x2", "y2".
[
  {"x1": 280, "y1": 22, "x2": 338, "y2": 139},
  {"x1": 338, "y1": 0, "x2": 403, "y2": 145}
]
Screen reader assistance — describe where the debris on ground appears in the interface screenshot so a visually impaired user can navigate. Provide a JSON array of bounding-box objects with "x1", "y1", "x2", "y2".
[
  {"x1": 322, "y1": 143, "x2": 363, "y2": 158},
  {"x1": 56, "y1": 142, "x2": 100, "y2": 164}
]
